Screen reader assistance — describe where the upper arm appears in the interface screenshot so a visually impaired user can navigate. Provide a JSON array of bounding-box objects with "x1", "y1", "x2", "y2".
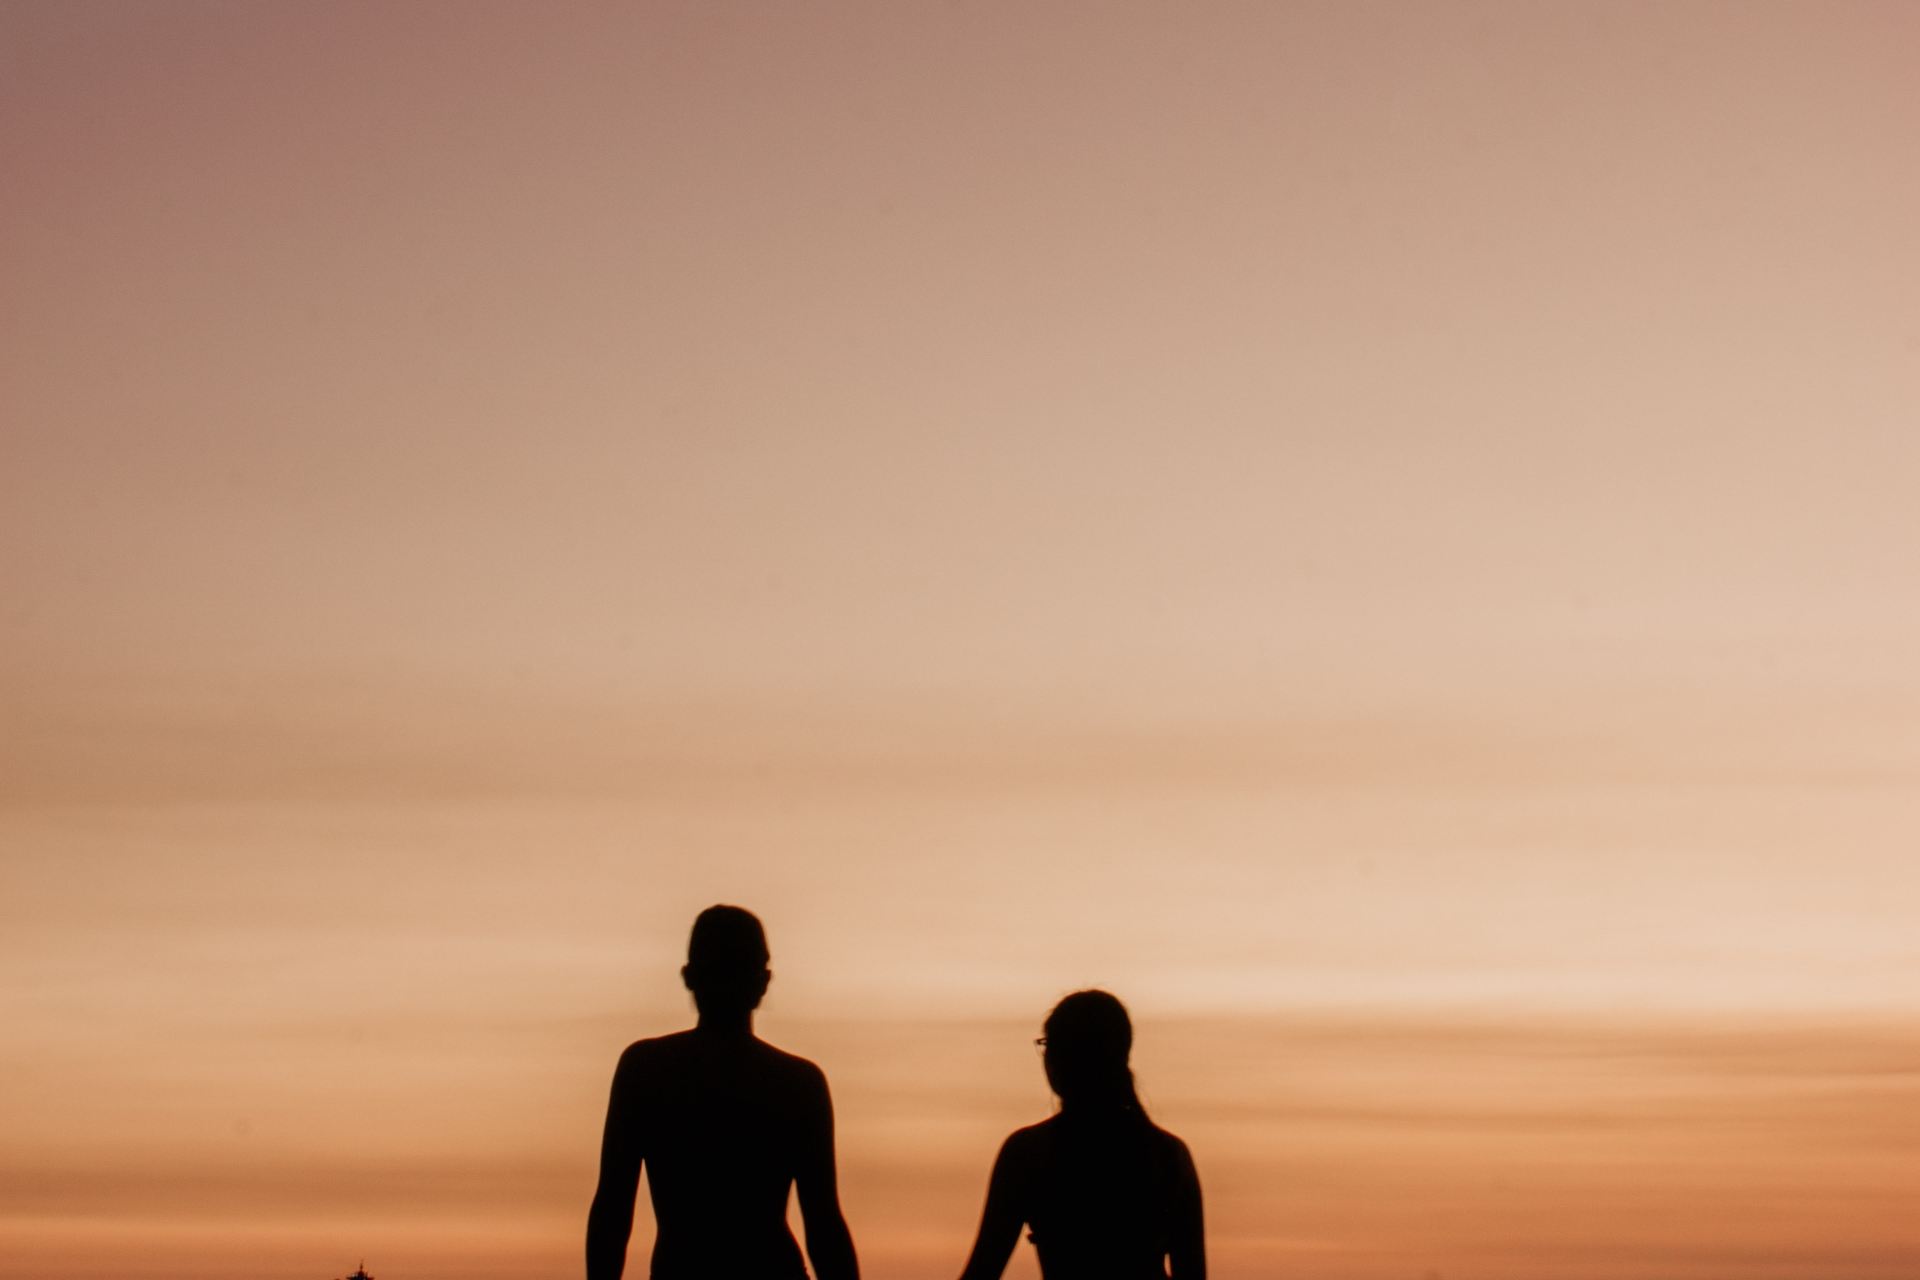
[
  {"x1": 1167, "y1": 1137, "x2": 1205, "y2": 1280},
  {"x1": 791, "y1": 1061, "x2": 860, "y2": 1280},
  {"x1": 594, "y1": 1046, "x2": 646, "y2": 1197},
  {"x1": 957, "y1": 1134, "x2": 1030, "y2": 1280},
  {"x1": 791, "y1": 1062, "x2": 842, "y2": 1210}
]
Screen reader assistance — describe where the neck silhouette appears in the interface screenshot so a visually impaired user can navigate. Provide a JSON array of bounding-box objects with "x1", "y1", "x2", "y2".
[{"x1": 694, "y1": 1007, "x2": 755, "y2": 1037}]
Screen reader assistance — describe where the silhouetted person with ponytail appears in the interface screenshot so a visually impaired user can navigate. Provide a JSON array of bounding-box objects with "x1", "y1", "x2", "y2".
[
  {"x1": 956, "y1": 991, "x2": 1204, "y2": 1280},
  {"x1": 587, "y1": 906, "x2": 859, "y2": 1280}
]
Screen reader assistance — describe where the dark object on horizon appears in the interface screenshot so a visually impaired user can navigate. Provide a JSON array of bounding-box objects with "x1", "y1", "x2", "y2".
[
  {"x1": 586, "y1": 905, "x2": 859, "y2": 1280},
  {"x1": 335, "y1": 1264, "x2": 374, "y2": 1280},
  {"x1": 955, "y1": 990, "x2": 1206, "y2": 1280}
]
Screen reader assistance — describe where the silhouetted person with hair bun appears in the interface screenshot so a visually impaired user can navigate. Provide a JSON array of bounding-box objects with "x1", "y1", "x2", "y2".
[
  {"x1": 587, "y1": 906, "x2": 859, "y2": 1280},
  {"x1": 956, "y1": 991, "x2": 1204, "y2": 1280}
]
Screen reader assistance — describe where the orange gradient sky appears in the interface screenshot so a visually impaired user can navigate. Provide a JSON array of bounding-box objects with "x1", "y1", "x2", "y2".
[{"x1": 2, "y1": 3, "x2": 1917, "y2": 1278}]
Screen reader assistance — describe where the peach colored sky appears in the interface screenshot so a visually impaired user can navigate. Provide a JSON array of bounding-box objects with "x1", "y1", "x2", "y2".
[{"x1": 2, "y1": 3, "x2": 1917, "y2": 1278}]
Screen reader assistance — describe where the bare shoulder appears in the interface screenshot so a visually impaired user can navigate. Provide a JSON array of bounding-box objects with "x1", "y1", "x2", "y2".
[
  {"x1": 754, "y1": 1039, "x2": 830, "y2": 1089},
  {"x1": 1000, "y1": 1119, "x2": 1054, "y2": 1163},
  {"x1": 614, "y1": 1031, "x2": 691, "y2": 1076},
  {"x1": 1150, "y1": 1124, "x2": 1200, "y2": 1176},
  {"x1": 1009, "y1": 1119, "x2": 1053, "y2": 1146}
]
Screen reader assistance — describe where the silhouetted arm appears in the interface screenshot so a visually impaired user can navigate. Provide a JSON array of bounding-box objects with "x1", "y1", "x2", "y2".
[
  {"x1": 586, "y1": 1046, "x2": 645, "y2": 1280},
  {"x1": 956, "y1": 1135, "x2": 1027, "y2": 1280},
  {"x1": 1168, "y1": 1137, "x2": 1206, "y2": 1280},
  {"x1": 794, "y1": 1063, "x2": 859, "y2": 1280}
]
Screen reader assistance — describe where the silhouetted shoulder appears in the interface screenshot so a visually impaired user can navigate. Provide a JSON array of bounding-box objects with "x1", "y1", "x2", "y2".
[
  {"x1": 991, "y1": 1119, "x2": 1056, "y2": 1179},
  {"x1": 757, "y1": 1040, "x2": 827, "y2": 1076},
  {"x1": 761, "y1": 1045, "x2": 833, "y2": 1107},
  {"x1": 1005, "y1": 1120, "x2": 1054, "y2": 1153},
  {"x1": 612, "y1": 1032, "x2": 684, "y2": 1075},
  {"x1": 1158, "y1": 1128, "x2": 1199, "y2": 1180},
  {"x1": 723, "y1": 1037, "x2": 827, "y2": 1087},
  {"x1": 614, "y1": 1032, "x2": 829, "y2": 1099},
  {"x1": 1016, "y1": 1115, "x2": 1185, "y2": 1150},
  {"x1": 619, "y1": 1030, "x2": 690, "y2": 1058},
  {"x1": 1154, "y1": 1125, "x2": 1194, "y2": 1160},
  {"x1": 609, "y1": 1035, "x2": 654, "y2": 1078}
]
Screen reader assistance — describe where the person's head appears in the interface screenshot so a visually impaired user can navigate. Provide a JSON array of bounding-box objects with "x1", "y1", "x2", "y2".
[
  {"x1": 681, "y1": 904, "x2": 771, "y2": 1018},
  {"x1": 1040, "y1": 989, "x2": 1142, "y2": 1115}
]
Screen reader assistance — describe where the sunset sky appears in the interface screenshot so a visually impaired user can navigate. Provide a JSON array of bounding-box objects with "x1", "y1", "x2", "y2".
[{"x1": 3, "y1": 3, "x2": 1917, "y2": 1278}]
